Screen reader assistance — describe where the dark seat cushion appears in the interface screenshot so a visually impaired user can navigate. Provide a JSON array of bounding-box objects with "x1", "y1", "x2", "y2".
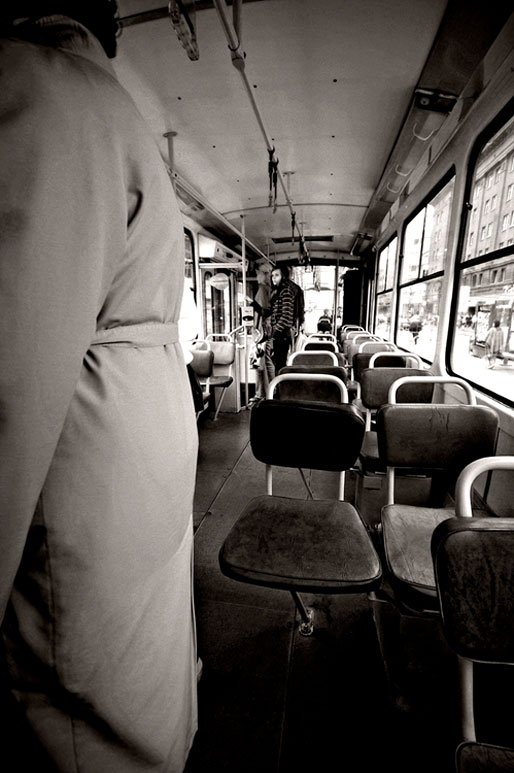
[
  {"x1": 250, "y1": 399, "x2": 365, "y2": 471},
  {"x1": 432, "y1": 517, "x2": 514, "y2": 662},
  {"x1": 382, "y1": 505, "x2": 491, "y2": 610},
  {"x1": 208, "y1": 375, "x2": 233, "y2": 388},
  {"x1": 382, "y1": 505, "x2": 454, "y2": 598},
  {"x1": 220, "y1": 495, "x2": 381, "y2": 593},
  {"x1": 278, "y1": 366, "x2": 348, "y2": 403},
  {"x1": 456, "y1": 741, "x2": 514, "y2": 772},
  {"x1": 190, "y1": 349, "x2": 214, "y2": 378}
]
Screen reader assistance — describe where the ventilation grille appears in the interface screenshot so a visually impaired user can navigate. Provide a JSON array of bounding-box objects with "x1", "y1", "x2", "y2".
[{"x1": 272, "y1": 235, "x2": 334, "y2": 244}]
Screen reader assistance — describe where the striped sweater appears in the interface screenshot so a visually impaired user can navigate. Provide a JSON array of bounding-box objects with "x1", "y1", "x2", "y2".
[{"x1": 270, "y1": 282, "x2": 295, "y2": 336}]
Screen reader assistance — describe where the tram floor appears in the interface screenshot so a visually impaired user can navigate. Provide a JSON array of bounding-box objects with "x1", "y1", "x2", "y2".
[{"x1": 186, "y1": 409, "x2": 462, "y2": 773}]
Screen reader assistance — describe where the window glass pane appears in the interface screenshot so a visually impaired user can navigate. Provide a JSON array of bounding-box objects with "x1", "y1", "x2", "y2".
[
  {"x1": 375, "y1": 291, "x2": 392, "y2": 339},
  {"x1": 451, "y1": 252, "x2": 514, "y2": 401},
  {"x1": 419, "y1": 179, "x2": 453, "y2": 276},
  {"x1": 377, "y1": 236, "x2": 397, "y2": 294},
  {"x1": 386, "y1": 237, "x2": 397, "y2": 289},
  {"x1": 183, "y1": 230, "x2": 197, "y2": 300},
  {"x1": 377, "y1": 246, "x2": 387, "y2": 293},
  {"x1": 184, "y1": 231, "x2": 194, "y2": 280},
  {"x1": 396, "y1": 277, "x2": 442, "y2": 361},
  {"x1": 401, "y1": 210, "x2": 424, "y2": 283},
  {"x1": 462, "y1": 114, "x2": 514, "y2": 260}
]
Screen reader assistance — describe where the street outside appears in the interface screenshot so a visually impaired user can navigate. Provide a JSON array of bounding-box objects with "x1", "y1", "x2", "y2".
[{"x1": 399, "y1": 324, "x2": 513, "y2": 400}]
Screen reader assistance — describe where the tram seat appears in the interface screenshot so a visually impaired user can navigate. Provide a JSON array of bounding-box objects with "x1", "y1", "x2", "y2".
[
  {"x1": 347, "y1": 341, "x2": 396, "y2": 380},
  {"x1": 431, "y1": 456, "x2": 514, "y2": 772},
  {"x1": 219, "y1": 395, "x2": 381, "y2": 636},
  {"x1": 207, "y1": 340, "x2": 236, "y2": 421},
  {"x1": 302, "y1": 340, "x2": 346, "y2": 366},
  {"x1": 377, "y1": 399, "x2": 499, "y2": 613},
  {"x1": 303, "y1": 340, "x2": 338, "y2": 352},
  {"x1": 278, "y1": 366, "x2": 349, "y2": 403},
  {"x1": 305, "y1": 333, "x2": 338, "y2": 345},
  {"x1": 342, "y1": 332, "x2": 373, "y2": 360},
  {"x1": 346, "y1": 342, "x2": 398, "y2": 393},
  {"x1": 189, "y1": 347, "x2": 214, "y2": 418},
  {"x1": 340, "y1": 325, "x2": 365, "y2": 340},
  {"x1": 357, "y1": 367, "x2": 433, "y2": 468},
  {"x1": 288, "y1": 350, "x2": 339, "y2": 367},
  {"x1": 351, "y1": 351, "x2": 419, "y2": 401}
]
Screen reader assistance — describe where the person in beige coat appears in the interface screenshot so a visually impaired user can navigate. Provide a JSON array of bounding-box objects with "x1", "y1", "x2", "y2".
[{"x1": 0, "y1": 3, "x2": 198, "y2": 770}]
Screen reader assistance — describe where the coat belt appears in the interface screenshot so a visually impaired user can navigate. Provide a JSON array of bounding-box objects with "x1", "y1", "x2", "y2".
[{"x1": 91, "y1": 322, "x2": 179, "y2": 347}]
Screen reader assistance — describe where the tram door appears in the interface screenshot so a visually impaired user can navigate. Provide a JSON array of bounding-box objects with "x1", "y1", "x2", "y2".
[
  {"x1": 200, "y1": 267, "x2": 241, "y2": 412},
  {"x1": 342, "y1": 269, "x2": 363, "y2": 326}
]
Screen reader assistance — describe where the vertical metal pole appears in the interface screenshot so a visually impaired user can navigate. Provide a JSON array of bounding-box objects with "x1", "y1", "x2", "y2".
[
  {"x1": 332, "y1": 253, "x2": 339, "y2": 336},
  {"x1": 241, "y1": 215, "x2": 249, "y2": 406},
  {"x1": 163, "y1": 131, "x2": 177, "y2": 191}
]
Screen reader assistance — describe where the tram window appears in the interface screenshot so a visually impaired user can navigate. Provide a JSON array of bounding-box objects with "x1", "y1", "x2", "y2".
[
  {"x1": 451, "y1": 110, "x2": 514, "y2": 404},
  {"x1": 184, "y1": 229, "x2": 196, "y2": 299},
  {"x1": 396, "y1": 177, "x2": 454, "y2": 361},
  {"x1": 374, "y1": 236, "x2": 397, "y2": 339}
]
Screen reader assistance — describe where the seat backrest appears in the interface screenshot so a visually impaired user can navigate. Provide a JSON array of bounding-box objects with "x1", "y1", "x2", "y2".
[
  {"x1": 277, "y1": 366, "x2": 348, "y2": 403},
  {"x1": 432, "y1": 516, "x2": 514, "y2": 665},
  {"x1": 353, "y1": 352, "x2": 417, "y2": 383},
  {"x1": 347, "y1": 340, "x2": 395, "y2": 370},
  {"x1": 190, "y1": 348, "x2": 214, "y2": 379},
  {"x1": 250, "y1": 399, "x2": 365, "y2": 473},
  {"x1": 306, "y1": 333, "x2": 337, "y2": 343},
  {"x1": 190, "y1": 338, "x2": 211, "y2": 351},
  {"x1": 289, "y1": 351, "x2": 338, "y2": 367},
  {"x1": 341, "y1": 325, "x2": 365, "y2": 339},
  {"x1": 360, "y1": 368, "x2": 433, "y2": 409},
  {"x1": 303, "y1": 341, "x2": 338, "y2": 352},
  {"x1": 209, "y1": 340, "x2": 236, "y2": 366},
  {"x1": 388, "y1": 375, "x2": 476, "y2": 406},
  {"x1": 376, "y1": 404, "x2": 499, "y2": 504},
  {"x1": 343, "y1": 333, "x2": 373, "y2": 357},
  {"x1": 431, "y1": 457, "x2": 514, "y2": 749}
]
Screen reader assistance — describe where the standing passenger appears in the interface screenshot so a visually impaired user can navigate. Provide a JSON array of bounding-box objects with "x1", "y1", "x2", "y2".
[
  {"x1": 286, "y1": 268, "x2": 305, "y2": 350},
  {"x1": 0, "y1": 3, "x2": 198, "y2": 771},
  {"x1": 269, "y1": 266, "x2": 295, "y2": 375},
  {"x1": 485, "y1": 320, "x2": 505, "y2": 369}
]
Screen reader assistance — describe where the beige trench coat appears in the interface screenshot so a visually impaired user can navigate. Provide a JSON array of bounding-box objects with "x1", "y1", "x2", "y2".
[{"x1": 0, "y1": 18, "x2": 198, "y2": 772}]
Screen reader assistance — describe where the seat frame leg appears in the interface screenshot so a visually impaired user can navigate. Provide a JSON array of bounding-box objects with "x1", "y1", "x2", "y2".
[
  {"x1": 213, "y1": 386, "x2": 228, "y2": 421},
  {"x1": 291, "y1": 590, "x2": 314, "y2": 636}
]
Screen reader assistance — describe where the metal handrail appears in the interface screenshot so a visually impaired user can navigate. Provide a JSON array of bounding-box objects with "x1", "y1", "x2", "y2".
[{"x1": 388, "y1": 376, "x2": 476, "y2": 405}]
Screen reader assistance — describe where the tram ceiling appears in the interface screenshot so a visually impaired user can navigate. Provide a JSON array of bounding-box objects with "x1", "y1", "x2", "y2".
[{"x1": 115, "y1": 0, "x2": 512, "y2": 262}]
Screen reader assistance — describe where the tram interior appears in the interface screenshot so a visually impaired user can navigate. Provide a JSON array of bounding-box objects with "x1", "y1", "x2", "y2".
[
  {"x1": 3, "y1": 1, "x2": 514, "y2": 771},
  {"x1": 113, "y1": 2, "x2": 514, "y2": 772}
]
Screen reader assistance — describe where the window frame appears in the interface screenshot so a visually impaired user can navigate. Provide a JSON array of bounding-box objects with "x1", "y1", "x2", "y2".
[
  {"x1": 447, "y1": 95, "x2": 514, "y2": 407},
  {"x1": 395, "y1": 168, "x2": 455, "y2": 362},
  {"x1": 373, "y1": 234, "x2": 398, "y2": 339}
]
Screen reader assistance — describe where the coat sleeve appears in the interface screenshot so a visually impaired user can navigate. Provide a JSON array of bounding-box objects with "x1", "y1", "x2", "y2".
[{"x1": 0, "y1": 47, "x2": 125, "y2": 620}]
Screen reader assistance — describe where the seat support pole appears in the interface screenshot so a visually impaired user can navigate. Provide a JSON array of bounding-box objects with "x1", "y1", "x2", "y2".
[
  {"x1": 213, "y1": 386, "x2": 228, "y2": 421},
  {"x1": 460, "y1": 656, "x2": 476, "y2": 742},
  {"x1": 291, "y1": 591, "x2": 314, "y2": 636}
]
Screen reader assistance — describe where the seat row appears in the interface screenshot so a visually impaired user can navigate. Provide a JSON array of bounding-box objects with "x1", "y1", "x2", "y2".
[{"x1": 218, "y1": 325, "x2": 514, "y2": 771}]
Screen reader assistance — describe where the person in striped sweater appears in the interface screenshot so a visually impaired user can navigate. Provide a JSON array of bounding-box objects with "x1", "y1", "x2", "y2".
[{"x1": 269, "y1": 266, "x2": 295, "y2": 376}]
